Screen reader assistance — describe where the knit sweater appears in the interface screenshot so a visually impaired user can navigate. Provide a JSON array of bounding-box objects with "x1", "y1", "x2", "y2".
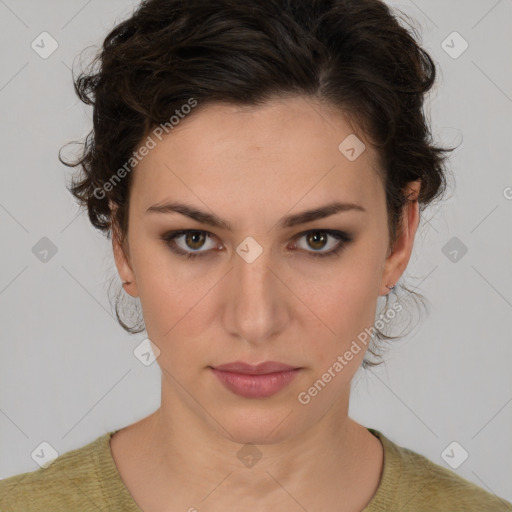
[{"x1": 1, "y1": 428, "x2": 511, "y2": 511}]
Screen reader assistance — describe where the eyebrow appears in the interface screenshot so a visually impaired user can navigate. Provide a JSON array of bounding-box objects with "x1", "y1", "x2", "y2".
[{"x1": 145, "y1": 200, "x2": 366, "y2": 230}]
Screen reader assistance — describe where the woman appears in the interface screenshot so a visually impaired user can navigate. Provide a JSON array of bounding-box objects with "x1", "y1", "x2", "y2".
[{"x1": 1, "y1": 0, "x2": 510, "y2": 510}]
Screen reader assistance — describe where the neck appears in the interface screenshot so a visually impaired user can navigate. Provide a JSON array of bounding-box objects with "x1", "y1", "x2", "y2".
[{"x1": 120, "y1": 386, "x2": 383, "y2": 511}]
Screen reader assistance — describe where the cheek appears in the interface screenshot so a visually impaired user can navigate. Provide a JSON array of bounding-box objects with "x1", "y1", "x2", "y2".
[
  {"x1": 129, "y1": 241, "x2": 188, "y2": 334},
  {"x1": 136, "y1": 266, "x2": 209, "y2": 340},
  {"x1": 322, "y1": 252, "x2": 380, "y2": 315},
  {"x1": 304, "y1": 256, "x2": 382, "y2": 367},
  {"x1": 130, "y1": 244, "x2": 221, "y2": 371},
  {"x1": 136, "y1": 279, "x2": 211, "y2": 380}
]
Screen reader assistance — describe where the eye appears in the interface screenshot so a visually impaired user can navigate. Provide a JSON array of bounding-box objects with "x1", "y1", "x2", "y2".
[
  {"x1": 161, "y1": 230, "x2": 221, "y2": 259},
  {"x1": 292, "y1": 230, "x2": 352, "y2": 258}
]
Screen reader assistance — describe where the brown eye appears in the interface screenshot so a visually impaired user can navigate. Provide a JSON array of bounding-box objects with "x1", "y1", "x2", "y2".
[
  {"x1": 185, "y1": 231, "x2": 207, "y2": 250},
  {"x1": 293, "y1": 230, "x2": 353, "y2": 258},
  {"x1": 162, "y1": 230, "x2": 219, "y2": 258},
  {"x1": 306, "y1": 232, "x2": 328, "y2": 250}
]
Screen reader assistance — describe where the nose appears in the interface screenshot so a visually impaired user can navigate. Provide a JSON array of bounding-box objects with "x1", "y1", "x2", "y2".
[{"x1": 222, "y1": 238, "x2": 290, "y2": 346}]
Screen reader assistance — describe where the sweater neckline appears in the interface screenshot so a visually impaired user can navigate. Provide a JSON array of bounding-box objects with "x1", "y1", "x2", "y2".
[
  {"x1": 97, "y1": 427, "x2": 400, "y2": 511},
  {"x1": 362, "y1": 428, "x2": 401, "y2": 510}
]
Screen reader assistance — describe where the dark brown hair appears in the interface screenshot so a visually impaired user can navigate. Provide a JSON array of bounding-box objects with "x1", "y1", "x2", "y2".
[{"x1": 60, "y1": 0, "x2": 457, "y2": 367}]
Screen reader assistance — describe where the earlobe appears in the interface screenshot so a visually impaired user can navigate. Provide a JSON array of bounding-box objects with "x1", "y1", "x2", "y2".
[{"x1": 121, "y1": 280, "x2": 133, "y2": 293}]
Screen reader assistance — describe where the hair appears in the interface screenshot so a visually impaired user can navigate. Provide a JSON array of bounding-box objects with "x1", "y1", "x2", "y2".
[{"x1": 60, "y1": 0, "x2": 457, "y2": 368}]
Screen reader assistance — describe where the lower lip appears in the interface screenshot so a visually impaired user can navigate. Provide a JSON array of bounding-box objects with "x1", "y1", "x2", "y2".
[{"x1": 210, "y1": 368, "x2": 301, "y2": 398}]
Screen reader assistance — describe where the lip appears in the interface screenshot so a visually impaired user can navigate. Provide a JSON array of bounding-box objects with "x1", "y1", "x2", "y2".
[
  {"x1": 212, "y1": 361, "x2": 299, "y2": 375},
  {"x1": 210, "y1": 361, "x2": 302, "y2": 398}
]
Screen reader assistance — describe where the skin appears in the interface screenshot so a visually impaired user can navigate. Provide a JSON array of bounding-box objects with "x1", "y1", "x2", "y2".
[{"x1": 110, "y1": 95, "x2": 420, "y2": 511}]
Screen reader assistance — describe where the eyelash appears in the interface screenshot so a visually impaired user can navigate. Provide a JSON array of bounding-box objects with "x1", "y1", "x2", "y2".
[{"x1": 160, "y1": 229, "x2": 352, "y2": 260}]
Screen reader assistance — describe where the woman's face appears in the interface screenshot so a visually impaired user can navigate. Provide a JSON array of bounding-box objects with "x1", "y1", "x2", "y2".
[{"x1": 113, "y1": 96, "x2": 417, "y2": 444}]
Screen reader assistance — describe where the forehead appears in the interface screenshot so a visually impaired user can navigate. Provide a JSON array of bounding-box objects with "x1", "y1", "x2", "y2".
[{"x1": 130, "y1": 96, "x2": 384, "y2": 217}]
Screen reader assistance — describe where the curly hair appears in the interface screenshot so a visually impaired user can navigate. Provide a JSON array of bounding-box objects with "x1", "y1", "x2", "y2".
[{"x1": 60, "y1": 0, "x2": 457, "y2": 367}]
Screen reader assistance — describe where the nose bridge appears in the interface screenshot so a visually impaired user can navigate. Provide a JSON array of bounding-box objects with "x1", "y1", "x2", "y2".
[{"x1": 226, "y1": 237, "x2": 288, "y2": 344}]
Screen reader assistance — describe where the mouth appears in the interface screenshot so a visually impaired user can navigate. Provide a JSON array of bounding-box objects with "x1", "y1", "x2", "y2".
[{"x1": 209, "y1": 361, "x2": 302, "y2": 398}]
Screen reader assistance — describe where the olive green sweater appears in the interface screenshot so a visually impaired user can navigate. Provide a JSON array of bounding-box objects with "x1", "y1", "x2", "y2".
[{"x1": 1, "y1": 428, "x2": 511, "y2": 511}]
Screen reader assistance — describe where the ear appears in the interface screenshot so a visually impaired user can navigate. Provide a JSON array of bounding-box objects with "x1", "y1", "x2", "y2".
[
  {"x1": 110, "y1": 201, "x2": 139, "y2": 298},
  {"x1": 379, "y1": 180, "x2": 421, "y2": 296}
]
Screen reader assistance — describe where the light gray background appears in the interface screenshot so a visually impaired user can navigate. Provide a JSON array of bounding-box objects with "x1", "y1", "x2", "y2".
[{"x1": 1, "y1": 0, "x2": 511, "y2": 504}]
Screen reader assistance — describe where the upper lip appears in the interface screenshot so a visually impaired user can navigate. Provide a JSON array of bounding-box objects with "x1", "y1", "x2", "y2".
[{"x1": 211, "y1": 361, "x2": 300, "y2": 375}]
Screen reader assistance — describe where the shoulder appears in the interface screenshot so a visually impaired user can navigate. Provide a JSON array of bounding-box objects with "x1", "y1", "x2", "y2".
[
  {"x1": 371, "y1": 429, "x2": 512, "y2": 512},
  {"x1": 0, "y1": 432, "x2": 113, "y2": 512}
]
